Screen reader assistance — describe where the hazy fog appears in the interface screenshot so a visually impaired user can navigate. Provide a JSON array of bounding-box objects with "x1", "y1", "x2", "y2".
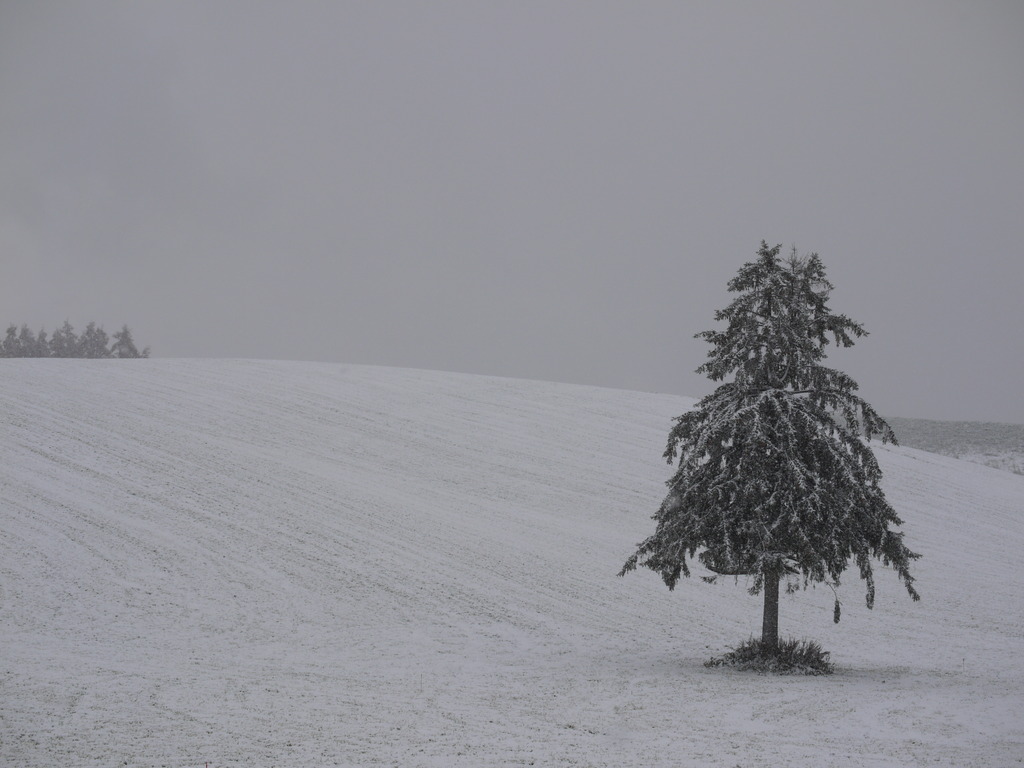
[{"x1": 2, "y1": 2, "x2": 1022, "y2": 422}]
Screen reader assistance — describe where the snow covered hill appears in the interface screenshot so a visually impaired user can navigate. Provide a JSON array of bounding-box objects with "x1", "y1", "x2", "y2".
[
  {"x1": 888, "y1": 416, "x2": 1024, "y2": 476},
  {"x1": 2, "y1": 359, "x2": 1022, "y2": 768}
]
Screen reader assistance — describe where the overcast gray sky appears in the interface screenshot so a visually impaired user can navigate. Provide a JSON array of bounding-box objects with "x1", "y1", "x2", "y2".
[{"x1": 2, "y1": 1, "x2": 1022, "y2": 423}]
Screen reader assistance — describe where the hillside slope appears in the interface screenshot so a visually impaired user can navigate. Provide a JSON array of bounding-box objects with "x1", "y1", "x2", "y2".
[
  {"x1": 2, "y1": 359, "x2": 1022, "y2": 768},
  {"x1": 888, "y1": 416, "x2": 1024, "y2": 475}
]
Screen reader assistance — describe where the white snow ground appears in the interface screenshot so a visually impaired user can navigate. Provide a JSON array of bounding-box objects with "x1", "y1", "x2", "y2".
[
  {"x1": 887, "y1": 417, "x2": 1024, "y2": 476},
  {"x1": 1, "y1": 359, "x2": 1022, "y2": 768}
]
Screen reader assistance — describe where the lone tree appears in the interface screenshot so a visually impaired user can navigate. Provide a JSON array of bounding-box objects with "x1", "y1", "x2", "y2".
[{"x1": 620, "y1": 242, "x2": 919, "y2": 654}]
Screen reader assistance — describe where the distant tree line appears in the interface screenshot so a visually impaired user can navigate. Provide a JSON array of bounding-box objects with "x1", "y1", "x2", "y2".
[{"x1": 1, "y1": 321, "x2": 150, "y2": 358}]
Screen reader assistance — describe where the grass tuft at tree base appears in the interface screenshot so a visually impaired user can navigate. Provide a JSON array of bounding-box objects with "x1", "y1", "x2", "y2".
[{"x1": 705, "y1": 636, "x2": 834, "y2": 675}]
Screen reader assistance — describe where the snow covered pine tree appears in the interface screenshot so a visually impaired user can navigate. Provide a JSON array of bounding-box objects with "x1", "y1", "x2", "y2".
[{"x1": 620, "y1": 242, "x2": 919, "y2": 653}]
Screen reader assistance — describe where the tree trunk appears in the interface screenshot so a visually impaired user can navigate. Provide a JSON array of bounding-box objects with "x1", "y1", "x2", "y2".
[{"x1": 761, "y1": 569, "x2": 780, "y2": 653}]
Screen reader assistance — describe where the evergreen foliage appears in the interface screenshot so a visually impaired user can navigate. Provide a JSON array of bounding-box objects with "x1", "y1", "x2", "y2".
[
  {"x1": 0, "y1": 321, "x2": 149, "y2": 358},
  {"x1": 49, "y1": 320, "x2": 79, "y2": 358},
  {"x1": 704, "y1": 636, "x2": 834, "y2": 675},
  {"x1": 110, "y1": 324, "x2": 149, "y2": 358},
  {"x1": 620, "y1": 242, "x2": 919, "y2": 649},
  {"x1": 1, "y1": 324, "x2": 15, "y2": 356},
  {"x1": 78, "y1": 322, "x2": 111, "y2": 359},
  {"x1": 18, "y1": 325, "x2": 43, "y2": 357}
]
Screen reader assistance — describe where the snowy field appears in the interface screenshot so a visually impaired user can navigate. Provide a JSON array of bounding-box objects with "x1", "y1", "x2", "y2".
[
  {"x1": 2, "y1": 359, "x2": 1022, "y2": 768},
  {"x1": 888, "y1": 417, "x2": 1024, "y2": 476}
]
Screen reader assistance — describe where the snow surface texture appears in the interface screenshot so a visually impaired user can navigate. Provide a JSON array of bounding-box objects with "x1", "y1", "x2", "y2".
[
  {"x1": 888, "y1": 417, "x2": 1024, "y2": 476},
  {"x1": 2, "y1": 359, "x2": 1022, "y2": 768}
]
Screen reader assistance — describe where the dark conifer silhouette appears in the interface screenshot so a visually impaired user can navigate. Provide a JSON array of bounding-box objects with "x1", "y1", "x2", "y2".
[
  {"x1": 621, "y1": 242, "x2": 919, "y2": 652},
  {"x1": 0, "y1": 321, "x2": 150, "y2": 359}
]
